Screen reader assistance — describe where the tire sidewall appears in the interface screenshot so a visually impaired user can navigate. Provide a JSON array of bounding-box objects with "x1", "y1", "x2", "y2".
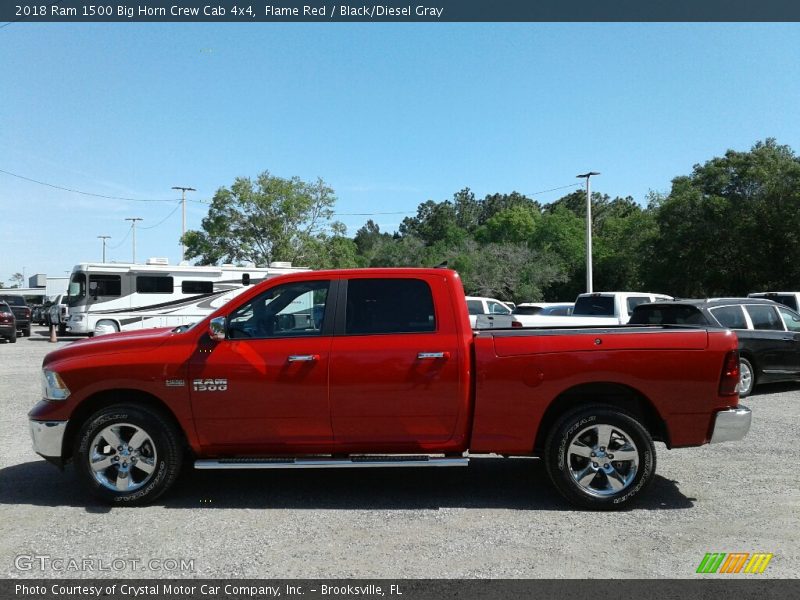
[
  {"x1": 74, "y1": 405, "x2": 181, "y2": 505},
  {"x1": 546, "y1": 407, "x2": 656, "y2": 510},
  {"x1": 739, "y1": 357, "x2": 754, "y2": 398}
]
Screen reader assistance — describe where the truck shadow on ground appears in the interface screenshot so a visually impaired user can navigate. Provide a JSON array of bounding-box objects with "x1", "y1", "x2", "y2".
[{"x1": 0, "y1": 457, "x2": 694, "y2": 512}]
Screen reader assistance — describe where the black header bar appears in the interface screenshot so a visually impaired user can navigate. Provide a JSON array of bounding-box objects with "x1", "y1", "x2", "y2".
[{"x1": 3, "y1": 1, "x2": 800, "y2": 23}]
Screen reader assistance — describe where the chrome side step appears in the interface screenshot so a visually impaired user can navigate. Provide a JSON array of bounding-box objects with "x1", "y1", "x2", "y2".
[{"x1": 195, "y1": 455, "x2": 469, "y2": 470}]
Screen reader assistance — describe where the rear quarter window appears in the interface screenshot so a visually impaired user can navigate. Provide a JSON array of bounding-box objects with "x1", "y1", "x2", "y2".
[{"x1": 574, "y1": 296, "x2": 615, "y2": 316}]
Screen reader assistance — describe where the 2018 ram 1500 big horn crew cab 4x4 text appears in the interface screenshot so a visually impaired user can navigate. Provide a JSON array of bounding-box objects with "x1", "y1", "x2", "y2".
[{"x1": 28, "y1": 268, "x2": 750, "y2": 509}]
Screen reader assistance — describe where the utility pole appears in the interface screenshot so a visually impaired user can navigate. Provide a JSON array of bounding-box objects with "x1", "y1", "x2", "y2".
[
  {"x1": 172, "y1": 186, "x2": 195, "y2": 263},
  {"x1": 576, "y1": 172, "x2": 600, "y2": 293},
  {"x1": 97, "y1": 235, "x2": 111, "y2": 263},
  {"x1": 124, "y1": 218, "x2": 143, "y2": 264}
]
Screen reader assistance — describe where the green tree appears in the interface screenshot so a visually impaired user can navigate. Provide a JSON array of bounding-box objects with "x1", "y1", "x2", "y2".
[
  {"x1": 475, "y1": 204, "x2": 539, "y2": 244},
  {"x1": 182, "y1": 171, "x2": 341, "y2": 267},
  {"x1": 647, "y1": 139, "x2": 800, "y2": 296},
  {"x1": 9, "y1": 273, "x2": 23, "y2": 288}
]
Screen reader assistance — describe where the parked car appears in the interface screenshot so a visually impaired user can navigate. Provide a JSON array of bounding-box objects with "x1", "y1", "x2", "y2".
[
  {"x1": 748, "y1": 291, "x2": 800, "y2": 312},
  {"x1": 514, "y1": 302, "x2": 574, "y2": 317},
  {"x1": 629, "y1": 297, "x2": 800, "y2": 397},
  {"x1": 572, "y1": 291, "x2": 673, "y2": 325},
  {"x1": 0, "y1": 301, "x2": 17, "y2": 343},
  {"x1": 465, "y1": 296, "x2": 513, "y2": 327},
  {"x1": 30, "y1": 268, "x2": 749, "y2": 509},
  {"x1": 0, "y1": 293, "x2": 31, "y2": 336}
]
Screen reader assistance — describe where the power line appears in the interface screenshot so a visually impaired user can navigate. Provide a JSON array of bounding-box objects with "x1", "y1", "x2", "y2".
[
  {"x1": 0, "y1": 168, "x2": 181, "y2": 202},
  {"x1": 107, "y1": 226, "x2": 131, "y2": 250},
  {"x1": 140, "y1": 202, "x2": 182, "y2": 229}
]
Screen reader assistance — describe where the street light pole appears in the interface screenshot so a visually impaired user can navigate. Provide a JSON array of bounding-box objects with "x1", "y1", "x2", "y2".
[
  {"x1": 576, "y1": 172, "x2": 601, "y2": 293},
  {"x1": 172, "y1": 186, "x2": 195, "y2": 263},
  {"x1": 97, "y1": 235, "x2": 111, "y2": 263},
  {"x1": 124, "y1": 218, "x2": 143, "y2": 264}
]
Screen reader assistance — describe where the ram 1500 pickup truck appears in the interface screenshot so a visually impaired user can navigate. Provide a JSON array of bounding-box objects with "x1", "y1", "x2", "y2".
[{"x1": 29, "y1": 268, "x2": 750, "y2": 509}]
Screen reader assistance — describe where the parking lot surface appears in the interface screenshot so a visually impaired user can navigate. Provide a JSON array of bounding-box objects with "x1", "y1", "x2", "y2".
[{"x1": 1, "y1": 327, "x2": 798, "y2": 578}]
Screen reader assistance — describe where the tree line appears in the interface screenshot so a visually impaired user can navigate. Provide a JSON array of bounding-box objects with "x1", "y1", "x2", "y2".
[{"x1": 182, "y1": 139, "x2": 800, "y2": 302}]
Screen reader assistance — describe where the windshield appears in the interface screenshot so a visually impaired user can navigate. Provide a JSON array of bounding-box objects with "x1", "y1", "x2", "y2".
[{"x1": 67, "y1": 272, "x2": 87, "y2": 306}]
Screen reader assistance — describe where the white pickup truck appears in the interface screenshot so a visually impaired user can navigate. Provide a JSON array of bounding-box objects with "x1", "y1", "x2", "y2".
[{"x1": 512, "y1": 292, "x2": 672, "y2": 328}]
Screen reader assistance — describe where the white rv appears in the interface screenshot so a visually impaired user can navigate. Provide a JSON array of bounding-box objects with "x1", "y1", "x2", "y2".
[{"x1": 65, "y1": 259, "x2": 308, "y2": 336}]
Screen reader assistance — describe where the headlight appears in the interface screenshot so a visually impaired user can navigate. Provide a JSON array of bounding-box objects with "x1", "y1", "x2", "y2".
[
  {"x1": 70, "y1": 315, "x2": 84, "y2": 322},
  {"x1": 42, "y1": 370, "x2": 70, "y2": 401}
]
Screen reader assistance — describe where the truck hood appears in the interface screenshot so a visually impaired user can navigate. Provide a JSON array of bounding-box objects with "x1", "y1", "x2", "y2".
[{"x1": 43, "y1": 327, "x2": 175, "y2": 367}]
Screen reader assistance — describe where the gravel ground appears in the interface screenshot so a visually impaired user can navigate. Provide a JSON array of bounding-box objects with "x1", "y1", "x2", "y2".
[{"x1": 1, "y1": 327, "x2": 798, "y2": 579}]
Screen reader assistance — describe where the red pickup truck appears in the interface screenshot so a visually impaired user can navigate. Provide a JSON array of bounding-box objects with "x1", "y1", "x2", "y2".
[{"x1": 29, "y1": 268, "x2": 750, "y2": 509}]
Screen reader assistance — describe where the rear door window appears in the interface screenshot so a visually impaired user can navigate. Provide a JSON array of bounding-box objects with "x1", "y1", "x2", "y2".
[
  {"x1": 709, "y1": 306, "x2": 748, "y2": 329},
  {"x1": 745, "y1": 305, "x2": 784, "y2": 331},
  {"x1": 466, "y1": 300, "x2": 484, "y2": 315},
  {"x1": 345, "y1": 279, "x2": 435, "y2": 335}
]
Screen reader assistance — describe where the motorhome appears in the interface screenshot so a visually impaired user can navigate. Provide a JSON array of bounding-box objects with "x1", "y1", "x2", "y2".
[{"x1": 65, "y1": 259, "x2": 308, "y2": 335}]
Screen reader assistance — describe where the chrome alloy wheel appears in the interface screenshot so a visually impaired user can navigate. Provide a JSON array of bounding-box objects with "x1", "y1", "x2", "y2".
[
  {"x1": 88, "y1": 423, "x2": 158, "y2": 492},
  {"x1": 739, "y1": 360, "x2": 753, "y2": 396},
  {"x1": 566, "y1": 423, "x2": 639, "y2": 497}
]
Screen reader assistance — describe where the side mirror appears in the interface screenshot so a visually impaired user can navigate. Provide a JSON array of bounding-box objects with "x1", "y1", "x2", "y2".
[
  {"x1": 89, "y1": 281, "x2": 98, "y2": 300},
  {"x1": 209, "y1": 316, "x2": 227, "y2": 341}
]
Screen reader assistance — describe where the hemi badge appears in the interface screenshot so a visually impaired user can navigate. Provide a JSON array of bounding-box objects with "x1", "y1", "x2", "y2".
[{"x1": 165, "y1": 379, "x2": 186, "y2": 387}]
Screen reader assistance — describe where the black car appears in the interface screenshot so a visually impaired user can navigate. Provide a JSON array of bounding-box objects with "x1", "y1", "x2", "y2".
[
  {"x1": 629, "y1": 297, "x2": 800, "y2": 397},
  {"x1": 0, "y1": 294, "x2": 31, "y2": 337},
  {"x1": 0, "y1": 301, "x2": 16, "y2": 343}
]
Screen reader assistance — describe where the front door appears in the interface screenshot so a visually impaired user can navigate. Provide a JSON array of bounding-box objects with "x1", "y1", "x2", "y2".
[{"x1": 189, "y1": 278, "x2": 335, "y2": 454}]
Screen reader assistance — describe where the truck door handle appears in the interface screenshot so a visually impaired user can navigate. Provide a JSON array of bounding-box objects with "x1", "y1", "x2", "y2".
[
  {"x1": 417, "y1": 352, "x2": 450, "y2": 360},
  {"x1": 287, "y1": 354, "x2": 319, "y2": 362}
]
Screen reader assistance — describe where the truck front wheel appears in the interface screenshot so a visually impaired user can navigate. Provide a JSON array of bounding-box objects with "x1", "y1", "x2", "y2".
[
  {"x1": 74, "y1": 404, "x2": 183, "y2": 505},
  {"x1": 544, "y1": 406, "x2": 656, "y2": 510}
]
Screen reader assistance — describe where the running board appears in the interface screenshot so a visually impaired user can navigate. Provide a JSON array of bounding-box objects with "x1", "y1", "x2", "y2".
[{"x1": 195, "y1": 456, "x2": 469, "y2": 470}]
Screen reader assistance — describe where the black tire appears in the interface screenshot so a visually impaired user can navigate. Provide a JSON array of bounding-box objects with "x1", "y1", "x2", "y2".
[
  {"x1": 74, "y1": 404, "x2": 183, "y2": 505},
  {"x1": 9, "y1": 331, "x2": 16, "y2": 343},
  {"x1": 738, "y1": 357, "x2": 755, "y2": 398},
  {"x1": 58, "y1": 324, "x2": 67, "y2": 336},
  {"x1": 544, "y1": 405, "x2": 656, "y2": 510},
  {"x1": 23, "y1": 326, "x2": 31, "y2": 337}
]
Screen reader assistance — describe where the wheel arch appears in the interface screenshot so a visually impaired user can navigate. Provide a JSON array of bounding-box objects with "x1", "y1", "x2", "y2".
[
  {"x1": 534, "y1": 382, "x2": 669, "y2": 452},
  {"x1": 63, "y1": 389, "x2": 187, "y2": 462}
]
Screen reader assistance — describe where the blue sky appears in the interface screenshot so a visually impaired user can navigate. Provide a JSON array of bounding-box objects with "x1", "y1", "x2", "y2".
[{"x1": 2, "y1": 23, "x2": 799, "y2": 284}]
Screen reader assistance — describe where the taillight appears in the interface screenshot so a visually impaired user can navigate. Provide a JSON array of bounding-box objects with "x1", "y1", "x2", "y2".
[
  {"x1": 24, "y1": 307, "x2": 31, "y2": 317},
  {"x1": 719, "y1": 350, "x2": 740, "y2": 396},
  {"x1": 511, "y1": 321, "x2": 522, "y2": 328}
]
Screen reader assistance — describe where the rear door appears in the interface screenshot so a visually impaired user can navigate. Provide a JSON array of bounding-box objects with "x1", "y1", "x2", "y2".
[{"x1": 328, "y1": 275, "x2": 465, "y2": 452}]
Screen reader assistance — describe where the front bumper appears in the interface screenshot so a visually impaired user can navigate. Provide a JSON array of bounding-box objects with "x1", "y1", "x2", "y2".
[
  {"x1": 30, "y1": 419, "x2": 68, "y2": 460},
  {"x1": 710, "y1": 406, "x2": 751, "y2": 443}
]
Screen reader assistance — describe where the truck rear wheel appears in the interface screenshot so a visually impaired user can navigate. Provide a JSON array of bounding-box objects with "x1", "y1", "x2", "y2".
[
  {"x1": 544, "y1": 405, "x2": 656, "y2": 510},
  {"x1": 74, "y1": 404, "x2": 183, "y2": 505}
]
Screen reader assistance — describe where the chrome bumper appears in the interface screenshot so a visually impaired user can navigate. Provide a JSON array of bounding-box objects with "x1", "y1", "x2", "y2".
[
  {"x1": 29, "y1": 420, "x2": 68, "y2": 458},
  {"x1": 710, "y1": 406, "x2": 751, "y2": 444}
]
